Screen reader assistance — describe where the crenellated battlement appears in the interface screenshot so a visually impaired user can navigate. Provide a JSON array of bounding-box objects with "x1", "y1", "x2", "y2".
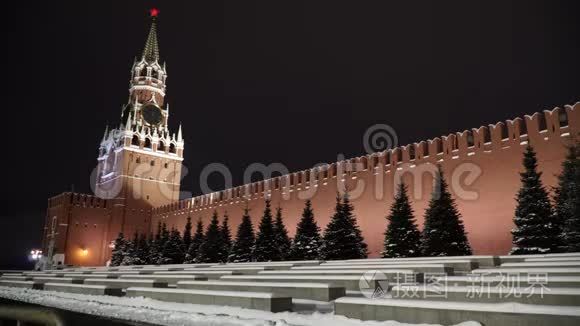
[
  {"x1": 152, "y1": 102, "x2": 578, "y2": 217},
  {"x1": 48, "y1": 192, "x2": 113, "y2": 209}
]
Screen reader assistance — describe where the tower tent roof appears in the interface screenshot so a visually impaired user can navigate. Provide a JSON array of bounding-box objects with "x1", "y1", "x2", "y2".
[{"x1": 142, "y1": 10, "x2": 160, "y2": 63}]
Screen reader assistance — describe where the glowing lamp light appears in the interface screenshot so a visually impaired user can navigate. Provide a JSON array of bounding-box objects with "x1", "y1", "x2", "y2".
[
  {"x1": 30, "y1": 249, "x2": 42, "y2": 260},
  {"x1": 80, "y1": 248, "x2": 89, "y2": 256},
  {"x1": 150, "y1": 8, "x2": 160, "y2": 17}
]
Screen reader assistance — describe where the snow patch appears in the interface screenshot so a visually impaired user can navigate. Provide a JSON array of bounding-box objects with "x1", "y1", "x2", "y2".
[{"x1": 0, "y1": 286, "x2": 478, "y2": 326}]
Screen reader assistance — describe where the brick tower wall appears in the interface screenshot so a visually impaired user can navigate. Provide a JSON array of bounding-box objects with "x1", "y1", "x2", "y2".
[{"x1": 44, "y1": 193, "x2": 125, "y2": 266}]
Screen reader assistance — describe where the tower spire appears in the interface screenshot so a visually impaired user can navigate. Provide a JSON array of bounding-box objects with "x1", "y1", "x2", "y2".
[{"x1": 142, "y1": 9, "x2": 160, "y2": 63}]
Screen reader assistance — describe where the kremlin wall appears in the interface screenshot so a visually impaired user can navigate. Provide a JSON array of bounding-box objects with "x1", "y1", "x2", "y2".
[{"x1": 151, "y1": 103, "x2": 579, "y2": 259}]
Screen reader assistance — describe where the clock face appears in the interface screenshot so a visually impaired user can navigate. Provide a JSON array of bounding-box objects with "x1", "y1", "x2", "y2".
[{"x1": 142, "y1": 104, "x2": 162, "y2": 126}]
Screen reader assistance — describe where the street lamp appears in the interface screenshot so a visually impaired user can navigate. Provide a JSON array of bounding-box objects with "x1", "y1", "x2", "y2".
[{"x1": 30, "y1": 249, "x2": 42, "y2": 260}]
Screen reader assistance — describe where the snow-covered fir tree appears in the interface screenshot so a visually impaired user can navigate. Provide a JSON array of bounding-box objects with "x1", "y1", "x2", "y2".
[
  {"x1": 382, "y1": 182, "x2": 422, "y2": 258},
  {"x1": 320, "y1": 193, "x2": 368, "y2": 260},
  {"x1": 254, "y1": 200, "x2": 281, "y2": 261},
  {"x1": 147, "y1": 222, "x2": 162, "y2": 264},
  {"x1": 289, "y1": 200, "x2": 321, "y2": 260},
  {"x1": 554, "y1": 143, "x2": 580, "y2": 252},
  {"x1": 197, "y1": 211, "x2": 223, "y2": 263},
  {"x1": 110, "y1": 232, "x2": 127, "y2": 266},
  {"x1": 161, "y1": 228, "x2": 184, "y2": 264},
  {"x1": 182, "y1": 216, "x2": 193, "y2": 257},
  {"x1": 229, "y1": 206, "x2": 255, "y2": 262},
  {"x1": 218, "y1": 213, "x2": 233, "y2": 263},
  {"x1": 184, "y1": 219, "x2": 204, "y2": 263},
  {"x1": 510, "y1": 145, "x2": 559, "y2": 255},
  {"x1": 134, "y1": 233, "x2": 149, "y2": 265},
  {"x1": 421, "y1": 165, "x2": 472, "y2": 256},
  {"x1": 121, "y1": 232, "x2": 140, "y2": 266},
  {"x1": 273, "y1": 207, "x2": 292, "y2": 261},
  {"x1": 155, "y1": 222, "x2": 170, "y2": 264}
]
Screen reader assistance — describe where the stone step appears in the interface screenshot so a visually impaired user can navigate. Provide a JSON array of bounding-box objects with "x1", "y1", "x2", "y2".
[
  {"x1": 291, "y1": 264, "x2": 453, "y2": 274},
  {"x1": 391, "y1": 285, "x2": 580, "y2": 306},
  {"x1": 182, "y1": 267, "x2": 272, "y2": 274},
  {"x1": 211, "y1": 263, "x2": 293, "y2": 270},
  {"x1": 334, "y1": 256, "x2": 499, "y2": 268},
  {"x1": 258, "y1": 269, "x2": 422, "y2": 279},
  {"x1": 84, "y1": 278, "x2": 168, "y2": 289},
  {"x1": 437, "y1": 275, "x2": 580, "y2": 288},
  {"x1": 152, "y1": 271, "x2": 241, "y2": 279},
  {"x1": 499, "y1": 253, "x2": 580, "y2": 264},
  {"x1": 502, "y1": 262, "x2": 580, "y2": 268},
  {"x1": 0, "y1": 280, "x2": 44, "y2": 290},
  {"x1": 43, "y1": 283, "x2": 123, "y2": 296},
  {"x1": 473, "y1": 268, "x2": 580, "y2": 276},
  {"x1": 62, "y1": 273, "x2": 119, "y2": 280},
  {"x1": 221, "y1": 274, "x2": 364, "y2": 291},
  {"x1": 322, "y1": 260, "x2": 480, "y2": 271},
  {"x1": 125, "y1": 287, "x2": 292, "y2": 312},
  {"x1": 177, "y1": 280, "x2": 345, "y2": 301},
  {"x1": 119, "y1": 274, "x2": 208, "y2": 285},
  {"x1": 32, "y1": 277, "x2": 83, "y2": 284},
  {"x1": 334, "y1": 297, "x2": 580, "y2": 325},
  {"x1": 0, "y1": 275, "x2": 33, "y2": 281}
]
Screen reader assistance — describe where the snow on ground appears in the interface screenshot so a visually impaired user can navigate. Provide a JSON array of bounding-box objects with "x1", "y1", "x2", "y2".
[{"x1": 0, "y1": 286, "x2": 480, "y2": 326}]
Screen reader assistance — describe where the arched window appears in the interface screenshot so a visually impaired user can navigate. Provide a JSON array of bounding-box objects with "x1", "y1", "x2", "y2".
[
  {"x1": 144, "y1": 138, "x2": 152, "y2": 149},
  {"x1": 140, "y1": 67, "x2": 148, "y2": 77},
  {"x1": 158, "y1": 141, "x2": 166, "y2": 152},
  {"x1": 131, "y1": 135, "x2": 139, "y2": 146},
  {"x1": 150, "y1": 160, "x2": 155, "y2": 167},
  {"x1": 169, "y1": 143, "x2": 176, "y2": 154},
  {"x1": 409, "y1": 145, "x2": 415, "y2": 160},
  {"x1": 152, "y1": 69, "x2": 159, "y2": 79}
]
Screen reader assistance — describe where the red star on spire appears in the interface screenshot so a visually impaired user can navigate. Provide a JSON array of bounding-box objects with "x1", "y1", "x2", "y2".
[{"x1": 150, "y1": 8, "x2": 160, "y2": 17}]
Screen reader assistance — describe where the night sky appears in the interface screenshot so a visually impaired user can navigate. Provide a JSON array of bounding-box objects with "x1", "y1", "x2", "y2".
[{"x1": 1, "y1": 1, "x2": 579, "y2": 268}]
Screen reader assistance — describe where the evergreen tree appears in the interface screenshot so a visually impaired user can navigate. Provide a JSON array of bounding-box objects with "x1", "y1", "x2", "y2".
[
  {"x1": 554, "y1": 143, "x2": 580, "y2": 252},
  {"x1": 182, "y1": 216, "x2": 193, "y2": 257},
  {"x1": 320, "y1": 193, "x2": 368, "y2": 260},
  {"x1": 510, "y1": 145, "x2": 558, "y2": 255},
  {"x1": 229, "y1": 207, "x2": 255, "y2": 262},
  {"x1": 421, "y1": 165, "x2": 472, "y2": 256},
  {"x1": 135, "y1": 233, "x2": 149, "y2": 265},
  {"x1": 155, "y1": 222, "x2": 170, "y2": 264},
  {"x1": 197, "y1": 211, "x2": 223, "y2": 263},
  {"x1": 273, "y1": 207, "x2": 292, "y2": 261},
  {"x1": 121, "y1": 232, "x2": 139, "y2": 266},
  {"x1": 254, "y1": 200, "x2": 281, "y2": 261},
  {"x1": 110, "y1": 232, "x2": 127, "y2": 266},
  {"x1": 185, "y1": 219, "x2": 204, "y2": 263},
  {"x1": 290, "y1": 200, "x2": 322, "y2": 260},
  {"x1": 148, "y1": 222, "x2": 162, "y2": 264},
  {"x1": 162, "y1": 228, "x2": 184, "y2": 264},
  {"x1": 382, "y1": 183, "x2": 422, "y2": 258},
  {"x1": 218, "y1": 213, "x2": 233, "y2": 263}
]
